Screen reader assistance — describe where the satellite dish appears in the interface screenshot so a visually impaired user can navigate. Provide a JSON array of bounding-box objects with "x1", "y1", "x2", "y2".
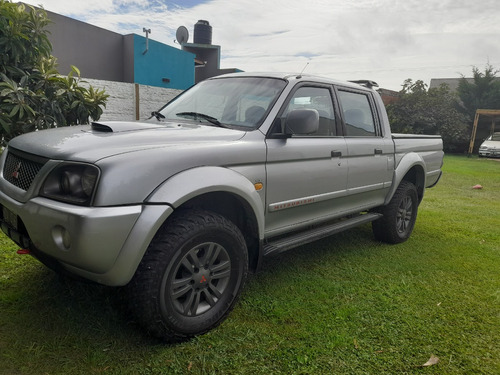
[{"x1": 176, "y1": 26, "x2": 189, "y2": 45}]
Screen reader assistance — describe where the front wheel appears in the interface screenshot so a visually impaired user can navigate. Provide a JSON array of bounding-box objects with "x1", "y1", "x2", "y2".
[
  {"x1": 127, "y1": 210, "x2": 248, "y2": 342},
  {"x1": 372, "y1": 181, "x2": 419, "y2": 244}
]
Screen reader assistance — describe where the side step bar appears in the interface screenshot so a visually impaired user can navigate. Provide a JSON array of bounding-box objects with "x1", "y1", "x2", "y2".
[{"x1": 263, "y1": 212, "x2": 382, "y2": 257}]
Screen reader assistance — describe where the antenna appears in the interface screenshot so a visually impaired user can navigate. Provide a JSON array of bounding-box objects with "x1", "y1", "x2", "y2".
[
  {"x1": 176, "y1": 26, "x2": 189, "y2": 45},
  {"x1": 297, "y1": 62, "x2": 309, "y2": 79}
]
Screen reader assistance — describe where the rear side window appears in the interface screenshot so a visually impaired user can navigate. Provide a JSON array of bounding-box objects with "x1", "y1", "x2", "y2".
[{"x1": 338, "y1": 90, "x2": 376, "y2": 136}]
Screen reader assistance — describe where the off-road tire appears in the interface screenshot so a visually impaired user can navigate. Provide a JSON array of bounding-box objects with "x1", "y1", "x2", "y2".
[
  {"x1": 372, "y1": 180, "x2": 418, "y2": 244},
  {"x1": 127, "y1": 209, "x2": 248, "y2": 342}
]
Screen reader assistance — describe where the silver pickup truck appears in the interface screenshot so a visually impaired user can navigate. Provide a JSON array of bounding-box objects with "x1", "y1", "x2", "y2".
[{"x1": 0, "y1": 73, "x2": 443, "y2": 341}]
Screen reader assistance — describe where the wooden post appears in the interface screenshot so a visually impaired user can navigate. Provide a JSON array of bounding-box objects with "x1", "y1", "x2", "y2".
[
  {"x1": 468, "y1": 111, "x2": 480, "y2": 155},
  {"x1": 135, "y1": 83, "x2": 140, "y2": 120}
]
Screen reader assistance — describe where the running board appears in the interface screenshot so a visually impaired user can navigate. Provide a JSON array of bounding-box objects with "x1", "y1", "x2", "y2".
[{"x1": 263, "y1": 212, "x2": 382, "y2": 256}]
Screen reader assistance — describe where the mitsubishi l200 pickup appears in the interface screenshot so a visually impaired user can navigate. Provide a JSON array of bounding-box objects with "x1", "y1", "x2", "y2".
[{"x1": 0, "y1": 73, "x2": 443, "y2": 341}]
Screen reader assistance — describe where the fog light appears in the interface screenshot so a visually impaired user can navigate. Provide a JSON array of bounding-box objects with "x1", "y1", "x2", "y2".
[{"x1": 52, "y1": 225, "x2": 71, "y2": 250}]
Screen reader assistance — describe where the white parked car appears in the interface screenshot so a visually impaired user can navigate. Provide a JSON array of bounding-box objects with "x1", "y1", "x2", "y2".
[{"x1": 479, "y1": 132, "x2": 500, "y2": 157}]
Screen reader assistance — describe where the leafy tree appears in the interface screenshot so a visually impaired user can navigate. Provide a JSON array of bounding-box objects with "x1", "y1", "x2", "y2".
[
  {"x1": 386, "y1": 79, "x2": 469, "y2": 153},
  {"x1": 456, "y1": 64, "x2": 500, "y2": 151},
  {"x1": 457, "y1": 63, "x2": 500, "y2": 120},
  {"x1": 0, "y1": 0, "x2": 108, "y2": 146}
]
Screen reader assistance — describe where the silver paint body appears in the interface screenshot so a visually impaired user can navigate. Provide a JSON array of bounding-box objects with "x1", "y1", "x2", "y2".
[{"x1": 0, "y1": 73, "x2": 443, "y2": 285}]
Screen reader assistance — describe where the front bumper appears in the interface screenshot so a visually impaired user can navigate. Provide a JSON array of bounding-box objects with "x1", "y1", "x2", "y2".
[
  {"x1": 479, "y1": 148, "x2": 500, "y2": 157},
  {"x1": 0, "y1": 189, "x2": 173, "y2": 285}
]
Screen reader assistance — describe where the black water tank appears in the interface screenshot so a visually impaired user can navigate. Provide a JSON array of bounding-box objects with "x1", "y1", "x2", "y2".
[{"x1": 194, "y1": 20, "x2": 212, "y2": 44}]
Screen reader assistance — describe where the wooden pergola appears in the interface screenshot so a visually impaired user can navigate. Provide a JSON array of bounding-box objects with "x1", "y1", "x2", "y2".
[{"x1": 468, "y1": 109, "x2": 500, "y2": 155}]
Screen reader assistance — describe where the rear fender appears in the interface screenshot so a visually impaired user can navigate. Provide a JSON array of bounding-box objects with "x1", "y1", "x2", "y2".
[{"x1": 385, "y1": 152, "x2": 426, "y2": 205}]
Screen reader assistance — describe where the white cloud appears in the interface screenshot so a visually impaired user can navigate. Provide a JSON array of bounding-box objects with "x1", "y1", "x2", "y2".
[
  {"x1": 29, "y1": 0, "x2": 116, "y2": 15},
  {"x1": 23, "y1": 0, "x2": 500, "y2": 90}
]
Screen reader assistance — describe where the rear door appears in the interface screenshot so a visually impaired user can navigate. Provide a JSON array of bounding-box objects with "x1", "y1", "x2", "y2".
[{"x1": 336, "y1": 88, "x2": 393, "y2": 207}]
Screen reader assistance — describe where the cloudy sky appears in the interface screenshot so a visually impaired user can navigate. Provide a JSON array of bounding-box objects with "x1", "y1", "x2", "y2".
[{"x1": 23, "y1": 0, "x2": 500, "y2": 90}]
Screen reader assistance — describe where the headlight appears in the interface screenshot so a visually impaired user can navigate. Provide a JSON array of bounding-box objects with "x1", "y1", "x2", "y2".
[{"x1": 40, "y1": 163, "x2": 100, "y2": 206}]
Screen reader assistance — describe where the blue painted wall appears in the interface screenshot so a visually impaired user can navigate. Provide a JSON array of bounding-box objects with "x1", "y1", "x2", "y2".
[{"x1": 133, "y1": 35, "x2": 195, "y2": 90}]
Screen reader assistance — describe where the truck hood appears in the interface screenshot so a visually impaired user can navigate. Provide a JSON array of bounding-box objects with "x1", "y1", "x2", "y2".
[{"x1": 8, "y1": 121, "x2": 247, "y2": 162}]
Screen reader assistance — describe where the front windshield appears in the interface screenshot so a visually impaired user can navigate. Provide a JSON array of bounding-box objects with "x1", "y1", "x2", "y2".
[{"x1": 158, "y1": 77, "x2": 287, "y2": 129}]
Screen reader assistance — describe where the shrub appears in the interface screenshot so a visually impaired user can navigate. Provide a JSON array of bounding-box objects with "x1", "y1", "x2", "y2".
[
  {"x1": 386, "y1": 80, "x2": 469, "y2": 153},
  {"x1": 0, "y1": 0, "x2": 108, "y2": 146}
]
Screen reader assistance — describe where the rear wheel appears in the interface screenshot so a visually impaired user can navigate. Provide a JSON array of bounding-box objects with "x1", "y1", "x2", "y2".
[
  {"x1": 127, "y1": 210, "x2": 248, "y2": 342},
  {"x1": 372, "y1": 180, "x2": 418, "y2": 244}
]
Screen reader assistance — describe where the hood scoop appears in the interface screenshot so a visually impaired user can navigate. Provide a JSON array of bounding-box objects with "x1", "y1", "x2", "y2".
[
  {"x1": 91, "y1": 121, "x2": 166, "y2": 133},
  {"x1": 92, "y1": 122, "x2": 113, "y2": 132}
]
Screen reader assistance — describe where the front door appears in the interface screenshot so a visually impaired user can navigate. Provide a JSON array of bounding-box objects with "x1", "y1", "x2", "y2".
[{"x1": 265, "y1": 85, "x2": 348, "y2": 237}]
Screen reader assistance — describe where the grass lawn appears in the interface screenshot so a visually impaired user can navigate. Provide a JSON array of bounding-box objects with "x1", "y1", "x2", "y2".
[{"x1": 0, "y1": 155, "x2": 499, "y2": 374}]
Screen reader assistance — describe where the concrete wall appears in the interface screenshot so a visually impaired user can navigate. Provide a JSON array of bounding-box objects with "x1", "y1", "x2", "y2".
[
  {"x1": 123, "y1": 34, "x2": 135, "y2": 83},
  {"x1": 44, "y1": 9, "x2": 195, "y2": 90},
  {"x1": 182, "y1": 43, "x2": 241, "y2": 83},
  {"x1": 82, "y1": 78, "x2": 182, "y2": 121},
  {"x1": 46, "y1": 10, "x2": 128, "y2": 82},
  {"x1": 133, "y1": 35, "x2": 195, "y2": 90},
  {"x1": 183, "y1": 43, "x2": 221, "y2": 83}
]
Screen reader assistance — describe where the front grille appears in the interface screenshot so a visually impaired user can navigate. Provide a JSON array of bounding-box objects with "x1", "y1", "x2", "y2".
[{"x1": 3, "y1": 150, "x2": 47, "y2": 191}]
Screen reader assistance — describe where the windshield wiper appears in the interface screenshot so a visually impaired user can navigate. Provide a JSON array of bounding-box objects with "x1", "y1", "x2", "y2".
[
  {"x1": 151, "y1": 111, "x2": 165, "y2": 121},
  {"x1": 176, "y1": 112, "x2": 222, "y2": 127}
]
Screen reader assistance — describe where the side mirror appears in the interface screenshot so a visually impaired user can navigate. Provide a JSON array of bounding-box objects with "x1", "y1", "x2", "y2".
[{"x1": 285, "y1": 109, "x2": 319, "y2": 135}]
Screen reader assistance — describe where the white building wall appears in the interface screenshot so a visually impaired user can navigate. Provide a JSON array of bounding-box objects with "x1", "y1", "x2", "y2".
[{"x1": 82, "y1": 78, "x2": 183, "y2": 121}]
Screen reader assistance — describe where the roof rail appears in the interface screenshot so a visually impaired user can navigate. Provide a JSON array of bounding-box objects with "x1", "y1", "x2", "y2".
[{"x1": 349, "y1": 80, "x2": 379, "y2": 89}]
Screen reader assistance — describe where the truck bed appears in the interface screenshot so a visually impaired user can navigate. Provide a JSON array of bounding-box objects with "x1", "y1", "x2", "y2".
[{"x1": 392, "y1": 133, "x2": 443, "y2": 188}]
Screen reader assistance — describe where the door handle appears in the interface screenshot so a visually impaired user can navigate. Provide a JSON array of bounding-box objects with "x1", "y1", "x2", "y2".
[
  {"x1": 374, "y1": 149, "x2": 383, "y2": 155},
  {"x1": 331, "y1": 150, "x2": 342, "y2": 157}
]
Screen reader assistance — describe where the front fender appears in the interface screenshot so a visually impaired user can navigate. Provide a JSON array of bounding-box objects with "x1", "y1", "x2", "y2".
[
  {"x1": 146, "y1": 166, "x2": 266, "y2": 239},
  {"x1": 385, "y1": 152, "x2": 426, "y2": 205}
]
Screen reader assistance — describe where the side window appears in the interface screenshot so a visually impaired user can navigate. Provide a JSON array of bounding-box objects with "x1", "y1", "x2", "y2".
[
  {"x1": 281, "y1": 86, "x2": 336, "y2": 136},
  {"x1": 338, "y1": 90, "x2": 376, "y2": 136}
]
